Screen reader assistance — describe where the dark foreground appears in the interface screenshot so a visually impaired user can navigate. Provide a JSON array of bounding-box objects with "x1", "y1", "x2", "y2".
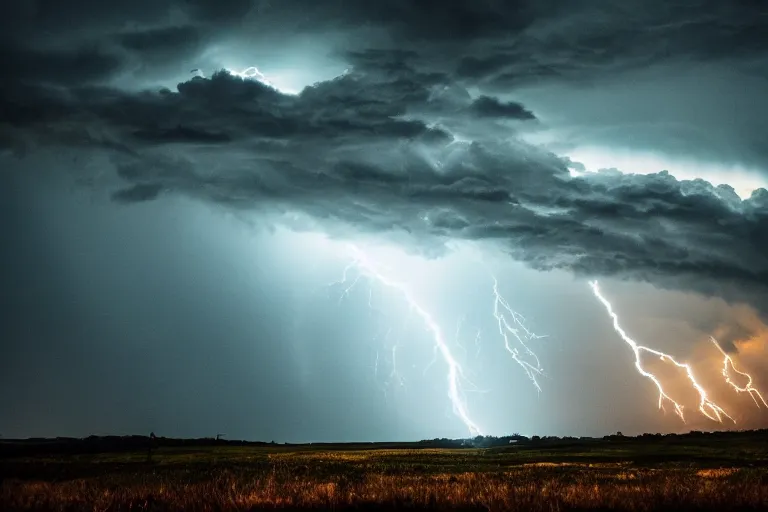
[{"x1": 2, "y1": 431, "x2": 768, "y2": 511}]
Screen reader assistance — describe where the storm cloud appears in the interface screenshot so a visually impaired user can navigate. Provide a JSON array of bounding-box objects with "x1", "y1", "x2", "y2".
[{"x1": 2, "y1": 0, "x2": 768, "y2": 313}]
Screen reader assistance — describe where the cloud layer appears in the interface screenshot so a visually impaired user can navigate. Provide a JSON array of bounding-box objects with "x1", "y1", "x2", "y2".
[{"x1": 2, "y1": 0, "x2": 768, "y2": 313}]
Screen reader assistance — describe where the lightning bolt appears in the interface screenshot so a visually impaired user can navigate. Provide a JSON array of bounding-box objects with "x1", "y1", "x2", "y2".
[
  {"x1": 454, "y1": 315, "x2": 469, "y2": 361},
  {"x1": 492, "y1": 277, "x2": 545, "y2": 391},
  {"x1": 333, "y1": 244, "x2": 483, "y2": 436},
  {"x1": 711, "y1": 336, "x2": 768, "y2": 408},
  {"x1": 225, "y1": 66, "x2": 274, "y2": 86},
  {"x1": 589, "y1": 281, "x2": 734, "y2": 424},
  {"x1": 389, "y1": 344, "x2": 407, "y2": 390},
  {"x1": 223, "y1": 66, "x2": 300, "y2": 95}
]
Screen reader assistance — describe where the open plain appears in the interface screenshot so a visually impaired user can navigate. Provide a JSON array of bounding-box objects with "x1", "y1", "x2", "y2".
[{"x1": 3, "y1": 431, "x2": 768, "y2": 511}]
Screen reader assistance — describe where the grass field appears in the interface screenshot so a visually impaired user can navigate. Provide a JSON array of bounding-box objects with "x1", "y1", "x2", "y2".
[{"x1": 3, "y1": 432, "x2": 768, "y2": 511}]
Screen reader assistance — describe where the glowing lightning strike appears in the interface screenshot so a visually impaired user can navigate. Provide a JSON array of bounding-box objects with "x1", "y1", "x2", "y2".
[
  {"x1": 492, "y1": 277, "x2": 545, "y2": 391},
  {"x1": 225, "y1": 66, "x2": 275, "y2": 86},
  {"x1": 589, "y1": 281, "x2": 734, "y2": 424},
  {"x1": 334, "y1": 244, "x2": 483, "y2": 436},
  {"x1": 473, "y1": 330, "x2": 482, "y2": 359},
  {"x1": 711, "y1": 336, "x2": 768, "y2": 408},
  {"x1": 222, "y1": 67, "x2": 300, "y2": 95}
]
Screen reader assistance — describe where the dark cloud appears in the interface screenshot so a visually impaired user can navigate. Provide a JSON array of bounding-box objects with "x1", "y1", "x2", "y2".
[
  {"x1": 183, "y1": 0, "x2": 256, "y2": 22},
  {"x1": 468, "y1": 96, "x2": 536, "y2": 120},
  {"x1": 4, "y1": 61, "x2": 768, "y2": 314},
  {"x1": 0, "y1": 43, "x2": 124, "y2": 86},
  {"x1": 0, "y1": 0, "x2": 172, "y2": 37},
  {"x1": 2, "y1": 0, "x2": 768, "y2": 314},
  {"x1": 340, "y1": 0, "x2": 534, "y2": 41},
  {"x1": 132, "y1": 125, "x2": 231, "y2": 144},
  {"x1": 451, "y1": 1, "x2": 768, "y2": 87},
  {"x1": 117, "y1": 26, "x2": 204, "y2": 59},
  {"x1": 112, "y1": 183, "x2": 165, "y2": 203},
  {"x1": 4, "y1": 0, "x2": 765, "y2": 89},
  {"x1": 245, "y1": 0, "x2": 535, "y2": 42}
]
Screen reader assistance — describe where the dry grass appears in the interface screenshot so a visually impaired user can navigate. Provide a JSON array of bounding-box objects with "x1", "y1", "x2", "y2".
[{"x1": 2, "y1": 447, "x2": 768, "y2": 511}]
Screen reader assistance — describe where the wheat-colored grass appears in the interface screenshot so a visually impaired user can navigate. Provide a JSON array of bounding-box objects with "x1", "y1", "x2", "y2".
[{"x1": 4, "y1": 456, "x2": 768, "y2": 511}]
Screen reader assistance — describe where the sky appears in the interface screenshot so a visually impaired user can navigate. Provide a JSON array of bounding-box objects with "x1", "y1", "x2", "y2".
[{"x1": 1, "y1": 0, "x2": 768, "y2": 442}]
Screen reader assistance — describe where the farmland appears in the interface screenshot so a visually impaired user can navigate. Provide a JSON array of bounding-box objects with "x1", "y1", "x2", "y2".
[{"x1": 2, "y1": 430, "x2": 768, "y2": 511}]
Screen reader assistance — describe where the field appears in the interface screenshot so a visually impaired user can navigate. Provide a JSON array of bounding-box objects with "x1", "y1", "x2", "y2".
[{"x1": 2, "y1": 431, "x2": 768, "y2": 511}]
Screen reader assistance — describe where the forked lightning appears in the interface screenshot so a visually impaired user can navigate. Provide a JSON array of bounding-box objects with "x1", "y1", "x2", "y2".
[
  {"x1": 492, "y1": 277, "x2": 545, "y2": 391},
  {"x1": 334, "y1": 244, "x2": 483, "y2": 436},
  {"x1": 711, "y1": 336, "x2": 768, "y2": 408},
  {"x1": 330, "y1": 244, "x2": 547, "y2": 436},
  {"x1": 590, "y1": 281, "x2": 734, "y2": 424}
]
